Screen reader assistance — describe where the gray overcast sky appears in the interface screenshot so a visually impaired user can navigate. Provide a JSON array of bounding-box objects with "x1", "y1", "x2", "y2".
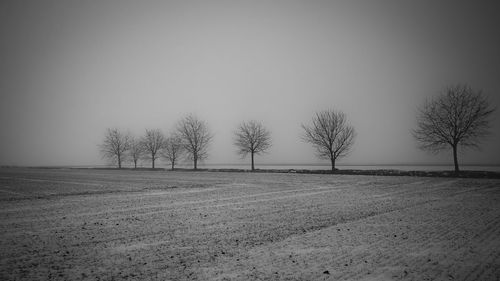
[{"x1": 1, "y1": 0, "x2": 500, "y2": 167}]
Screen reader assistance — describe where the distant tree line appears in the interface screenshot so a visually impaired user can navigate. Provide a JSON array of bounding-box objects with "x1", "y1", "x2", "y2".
[
  {"x1": 100, "y1": 114, "x2": 211, "y2": 170},
  {"x1": 100, "y1": 84, "x2": 495, "y2": 173}
]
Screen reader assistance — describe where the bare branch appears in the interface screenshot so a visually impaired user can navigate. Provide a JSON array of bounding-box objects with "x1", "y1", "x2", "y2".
[
  {"x1": 99, "y1": 128, "x2": 130, "y2": 168},
  {"x1": 302, "y1": 110, "x2": 356, "y2": 171},
  {"x1": 162, "y1": 133, "x2": 184, "y2": 170},
  {"x1": 233, "y1": 120, "x2": 272, "y2": 171},
  {"x1": 413, "y1": 84, "x2": 495, "y2": 172},
  {"x1": 176, "y1": 114, "x2": 213, "y2": 170},
  {"x1": 141, "y1": 129, "x2": 166, "y2": 169},
  {"x1": 128, "y1": 136, "x2": 145, "y2": 169}
]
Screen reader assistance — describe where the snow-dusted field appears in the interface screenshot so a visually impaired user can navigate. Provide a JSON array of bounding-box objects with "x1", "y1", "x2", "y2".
[{"x1": 1, "y1": 168, "x2": 499, "y2": 280}]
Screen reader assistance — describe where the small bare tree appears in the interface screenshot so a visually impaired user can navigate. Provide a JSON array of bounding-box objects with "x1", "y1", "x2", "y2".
[
  {"x1": 176, "y1": 114, "x2": 213, "y2": 170},
  {"x1": 413, "y1": 84, "x2": 495, "y2": 173},
  {"x1": 234, "y1": 120, "x2": 272, "y2": 171},
  {"x1": 141, "y1": 129, "x2": 166, "y2": 169},
  {"x1": 302, "y1": 110, "x2": 356, "y2": 172},
  {"x1": 128, "y1": 136, "x2": 144, "y2": 169},
  {"x1": 162, "y1": 134, "x2": 184, "y2": 170},
  {"x1": 99, "y1": 128, "x2": 130, "y2": 168}
]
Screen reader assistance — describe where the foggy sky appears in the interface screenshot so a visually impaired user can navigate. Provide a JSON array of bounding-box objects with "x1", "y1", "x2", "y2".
[{"x1": 1, "y1": 0, "x2": 500, "y2": 167}]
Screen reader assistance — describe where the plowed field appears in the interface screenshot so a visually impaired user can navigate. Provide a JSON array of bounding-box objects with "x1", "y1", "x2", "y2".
[{"x1": 1, "y1": 168, "x2": 499, "y2": 280}]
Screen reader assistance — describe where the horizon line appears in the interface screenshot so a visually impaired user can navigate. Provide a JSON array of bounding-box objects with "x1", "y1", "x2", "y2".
[{"x1": 3, "y1": 162, "x2": 500, "y2": 168}]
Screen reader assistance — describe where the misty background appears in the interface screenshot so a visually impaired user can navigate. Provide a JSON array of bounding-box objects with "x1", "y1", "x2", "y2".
[{"x1": 1, "y1": 0, "x2": 499, "y2": 167}]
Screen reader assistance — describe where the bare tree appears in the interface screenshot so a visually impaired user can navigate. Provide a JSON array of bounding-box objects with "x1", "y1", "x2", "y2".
[
  {"x1": 176, "y1": 114, "x2": 213, "y2": 170},
  {"x1": 234, "y1": 120, "x2": 272, "y2": 171},
  {"x1": 302, "y1": 110, "x2": 356, "y2": 172},
  {"x1": 413, "y1": 84, "x2": 495, "y2": 173},
  {"x1": 99, "y1": 128, "x2": 130, "y2": 168},
  {"x1": 128, "y1": 136, "x2": 144, "y2": 169},
  {"x1": 162, "y1": 134, "x2": 184, "y2": 170},
  {"x1": 141, "y1": 129, "x2": 166, "y2": 169}
]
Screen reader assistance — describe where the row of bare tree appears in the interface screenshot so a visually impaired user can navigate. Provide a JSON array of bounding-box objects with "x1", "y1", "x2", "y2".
[
  {"x1": 101, "y1": 84, "x2": 495, "y2": 173},
  {"x1": 100, "y1": 110, "x2": 356, "y2": 171},
  {"x1": 100, "y1": 115, "x2": 212, "y2": 170}
]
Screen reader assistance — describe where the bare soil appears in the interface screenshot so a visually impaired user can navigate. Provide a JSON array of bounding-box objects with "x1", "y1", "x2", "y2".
[{"x1": 0, "y1": 168, "x2": 499, "y2": 280}]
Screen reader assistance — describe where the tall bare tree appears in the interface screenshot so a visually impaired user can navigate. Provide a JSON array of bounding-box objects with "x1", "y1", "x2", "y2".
[
  {"x1": 234, "y1": 120, "x2": 272, "y2": 171},
  {"x1": 141, "y1": 129, "x2": 166, "y2": 169},
  {"x1": 128, "y1": 136, "x2": 144, "y2": 169},
  {"x1": 162, "y1": 134, "x2": 184, "y2": 170},
  {"x1": 302, "y1": 110, "x2": 356, "y2": 172},
  {"x1": 176, "y1": 114, "x2": 213, "y2": 170},
  {"x1": 99, "y1": 128, "x2": 130, "y2": 168},
  {"x1": 413, "y1": 84, "x2": 495, "y2": 173}
]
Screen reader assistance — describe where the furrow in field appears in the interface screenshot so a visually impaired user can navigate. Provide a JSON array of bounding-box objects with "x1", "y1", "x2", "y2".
[
  {"x1": 0, "y1": 188, "x2": 26, "y2": 196},
  {"x1": 0, "y1": 180, "x2": 426, "y2": 268},
  {"x1": 332, "y1": 189, "x2": 500, "y2": 281},
  {"x1": 76, "y1": 178, "x2": 454, "y2": 219},
  {"x1": 6, "y1": 184, "x2": 350, "y2": 222},
  {"x1": 1, "y1": 168, "x2": 499, "y2": 281},
  {"x1": 460, "y1": 245, "x2": 500, "y2": 281},
  {"x1": 0, "y1": 179, "x2": 463, "y2": 245},
  {"x1": 360, "y1": 189, "x2": 499, "y2": 280},
  {"x1": 0, "y1": 187, "x2": 225, "y2": 215},
  {"x1": 2, "y1": 177, "x2": 106, "y2": 187},
  {"x1": 460, "y1": 213, "x2": 500, "y2": 281},
  {"x1": 207, "y1": 184, "x2": 499, "y2": 281},
  {"x1": 324, "y1": 213, "x2": 449, "y2": 279}
]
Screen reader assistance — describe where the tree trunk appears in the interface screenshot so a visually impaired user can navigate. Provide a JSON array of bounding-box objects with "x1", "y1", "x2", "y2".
[
  {"x1": 330, "y1": 153, "x2": 335, "y2": 172},
  {"x1": 152, "y1": 154, "x2": 155, "y2": 169},
  {"x1": 118, "y1": 154, "x2": 121, "y2": 169},
  {"x1": 134, "y1": 160, "x2": 137, "y2": 169},
  {"x1": 251, "y1": 152, "x2": 255, "y2": 171},
  {"x1": 194, "y1": 154, "x2": 198, "y2": 170},
  {"x1": 452, "y1": 144, "x2": 459, "y2": 174},
  {"x1": 171, "y1": 161, "x2": 175, "y2": 171}
]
